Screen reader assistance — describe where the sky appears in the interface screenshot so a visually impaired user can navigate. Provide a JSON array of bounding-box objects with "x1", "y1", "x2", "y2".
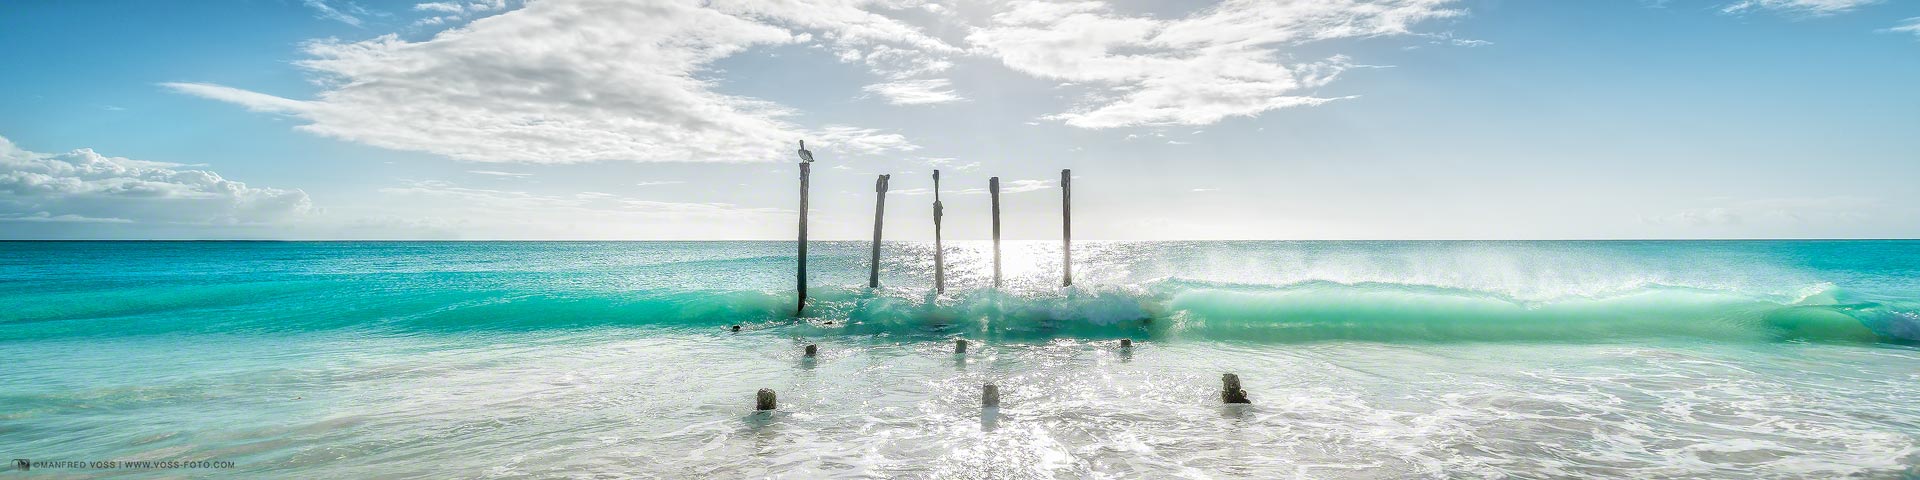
[{"x1": 1, "y1": 0, "x2": 1917, "y2": 240}]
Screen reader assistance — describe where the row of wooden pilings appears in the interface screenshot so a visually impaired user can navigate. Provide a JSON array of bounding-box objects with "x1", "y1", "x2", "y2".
[
  {"x1": 766, "y1": 142, "x2": 1228, "y2": 414},
  {"x1": 793, "y1": 141, "x2": 1072, "y2": 317},
  {"x1": 751, "y1": 339, "x2": 1252, "y2": 411}
]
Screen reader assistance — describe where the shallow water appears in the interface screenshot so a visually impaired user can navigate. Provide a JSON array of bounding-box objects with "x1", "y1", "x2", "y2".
[{"x1": 3, "y1": 241, "x2": 1920, "y2": 477}]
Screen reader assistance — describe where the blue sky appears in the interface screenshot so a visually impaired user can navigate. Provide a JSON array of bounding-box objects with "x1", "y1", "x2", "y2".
[{"x1": 2, "y1": 0, "x2": 1916, "y2": 240}]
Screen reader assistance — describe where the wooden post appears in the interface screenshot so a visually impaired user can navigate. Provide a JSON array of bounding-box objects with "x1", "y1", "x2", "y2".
[
  {"x1": 982, "y1": 383, "x2": 1000, "y2": 408},
  {"x1": 756, "y1": 388, "x2": 778, "y2": 411},
  {"x1": 1120, "y1": 339, "x2": 1132, "y2": 349},
  {"x1": 804, "y1": 344, "x2": 817, "y2": 358},
  {"x1": 870, "y1": 175, "x2": 889, "y2": 288},
  {"x1": 990, "y1": 177, "x2": 1002, "y2": 289},
  {"x1": 796, "y1": 141, "x2": 813, "y2": 317},
  {"x1": 955, "y1": 338, "x2": 968, "y2": 354},
  {"x1": 932, "y1": 169, "x2": 945, "y2": 294},
  {"x1": 1061, "y1": 169, "x2": 1072, "y2": 287},
  {"x1": 1221, "y1": 373, "x2": 1250, "y2": 404}
]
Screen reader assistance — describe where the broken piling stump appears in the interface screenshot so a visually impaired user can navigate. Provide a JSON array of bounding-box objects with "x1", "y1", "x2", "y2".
[
  {"x1": 982, "y1": 383, "x2": 1000, "y2": 408},
  {"x1": 1221, "y1": 373, "x2": 1250, "y2": 404},
  {"x1": 756, "y1": 388, "x2": 778, "y2": 411}
]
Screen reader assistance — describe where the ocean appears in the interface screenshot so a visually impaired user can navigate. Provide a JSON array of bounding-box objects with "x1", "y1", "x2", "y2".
[{"x1": 3, "y1": 240, "x2": 1918, "y2": 477}]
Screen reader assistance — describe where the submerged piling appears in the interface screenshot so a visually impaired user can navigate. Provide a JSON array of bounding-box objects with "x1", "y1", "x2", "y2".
[
  {"x1": 990, "y1": 177, "x2": 1002, "y2": 289},
  {"x1": 1061, "y1": 169, "x2": 1072, "y2": 287},
  {"x1": 870, "y1": 174, "x2": 890, "y2": 288},
  {"x1": 1221, "y1": 373, "x2": 1250, "y2": 404},
  {"x1": 756, "y1": 388, "x2": 778, "y2": 411},
  {"x1": 933, "y1": 170, "x2": 945, "y2": 294},
  {"x1": 982, "y1": 383, "x2": 1000, "y2": 408},
  {"x1": 796, "y1": 141, "x2": 814, "y2": 316},
  {"x1": 955, "y1": 338, "x2": 968, "y2": 354},
  {"x1": 1120, "y1": 339, "x2": 1132, "y2": 349},
  {"x1": 804, "y1": 344, "x2": 817, "y2": 358}
]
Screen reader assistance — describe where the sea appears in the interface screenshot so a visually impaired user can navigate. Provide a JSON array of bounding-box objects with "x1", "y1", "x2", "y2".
[{"x1": 3, "y1": 240, "x2": 1918, "y2": 478}]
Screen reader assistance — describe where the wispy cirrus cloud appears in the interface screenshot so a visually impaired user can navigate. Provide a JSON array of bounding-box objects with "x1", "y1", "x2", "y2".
[
  {"x1": 1886, "y1": 17, "x2": 1920, "y2": 38},
  {"x1": 967, "y1": 0, "x2": 1460, "y2": 129},
  {"x1": 1720, "y1": 0, "x2": 1879, "y2": 16},
  {"x1": 894, "y1": 179, "x2": 1052, "y2": 196},
  {"x1": 863, "y1": 78, "x2": 963, "y2": 105},
  {"x1": 467, "y1": 170, "x2": 530, "y2": 177},
  {"x1": 303, "y1": 0, "x2": 365, "y2": 26}
]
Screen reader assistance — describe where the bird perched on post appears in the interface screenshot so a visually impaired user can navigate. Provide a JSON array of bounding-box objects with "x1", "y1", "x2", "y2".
[{"x1": 797, "y1": 140, "x2": 813, "y2": 163}]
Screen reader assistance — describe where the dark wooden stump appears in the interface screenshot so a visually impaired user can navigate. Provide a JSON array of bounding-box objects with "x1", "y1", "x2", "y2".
[
  {"x1": 1222, "y1": 373, "x2": 1250, "y2": 404},
  {"x1": 756, "y1": 388, "x2": 777, "y2": 411}
]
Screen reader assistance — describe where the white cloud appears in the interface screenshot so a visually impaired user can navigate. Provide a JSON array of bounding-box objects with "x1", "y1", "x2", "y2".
[
  {"x1": 172, "y1": 0, "x2": 921, "y2": 164},
  {"x1": 304, "y1": 0, "x2": 365, "y2": 26},
  {"x1": 162, "y1": 83, "x2": 312, "y2": 114},
  {"x1": 1886, "y1": 17, "x2": 1920, "y2": 38},
  {"x1": 0, "y1": 135, "x2": 313, "y2": 226},
  {"x1": 967, "y1": 0, "x2": 1460, "y2": 129},
  {"x1": 1721, "y1": 0, "x2": 1878, "y2": 16},
  {"x1": 412, "y1": 0, "x2": 512, "y2": 27},
  {"x1": 863, "y1": 78, "x2": 963, "y2": 105},
  {"x1": 895, "y1": 178, "x2": 1051, "y2": 196},
  {"x1": 467, "y1": 170, "x2": 530, "y2": 177},
  {"x1": 635, "y1": 180, "x2": 687, "y2": 186}
]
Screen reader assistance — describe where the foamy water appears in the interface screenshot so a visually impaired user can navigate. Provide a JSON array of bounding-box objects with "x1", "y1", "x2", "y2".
[{"x1": 3, "y1": 241, "x2": 1919, "y2": 477}]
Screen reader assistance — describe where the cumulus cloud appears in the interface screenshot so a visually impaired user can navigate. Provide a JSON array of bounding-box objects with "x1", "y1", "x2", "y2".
[
  {"x1": 173, "y1": 0, "x2": 924, "y2": 164},
  {"x1": 968, "y1": 0, "x2": 1458, "y2": 129},
  {"x1": 1721, "y1": 0, "x2": 1879, "y2": 16},
  {"x1": 0, "y1": 135, "x2": 313, "y2": 226},
  {"x1": 412, "y1": 0, "x2": 514, "y2": 26}
]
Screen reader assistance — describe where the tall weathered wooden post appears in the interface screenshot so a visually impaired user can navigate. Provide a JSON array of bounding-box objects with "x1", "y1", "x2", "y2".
[
  {"x1": 796, "y1": 141, "x2": 814, "y2": 316},
  {"x1": 990, "y1": 177, "x2": 1002, "y2": 289},
  {"x1": 869, "y1": 174, "x2": 889, "y2": 289},
  {"x1": 933, "y1": 169, "x2": 945, "y2": 294},
  {"x1": 1061, "y1": 169, "x2": 1072, "y2": 287}
]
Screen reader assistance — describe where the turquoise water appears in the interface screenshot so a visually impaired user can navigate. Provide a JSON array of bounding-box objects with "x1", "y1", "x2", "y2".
[{"x1": 3, "y1": 240, "x2": 1920, "y2": 477}]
